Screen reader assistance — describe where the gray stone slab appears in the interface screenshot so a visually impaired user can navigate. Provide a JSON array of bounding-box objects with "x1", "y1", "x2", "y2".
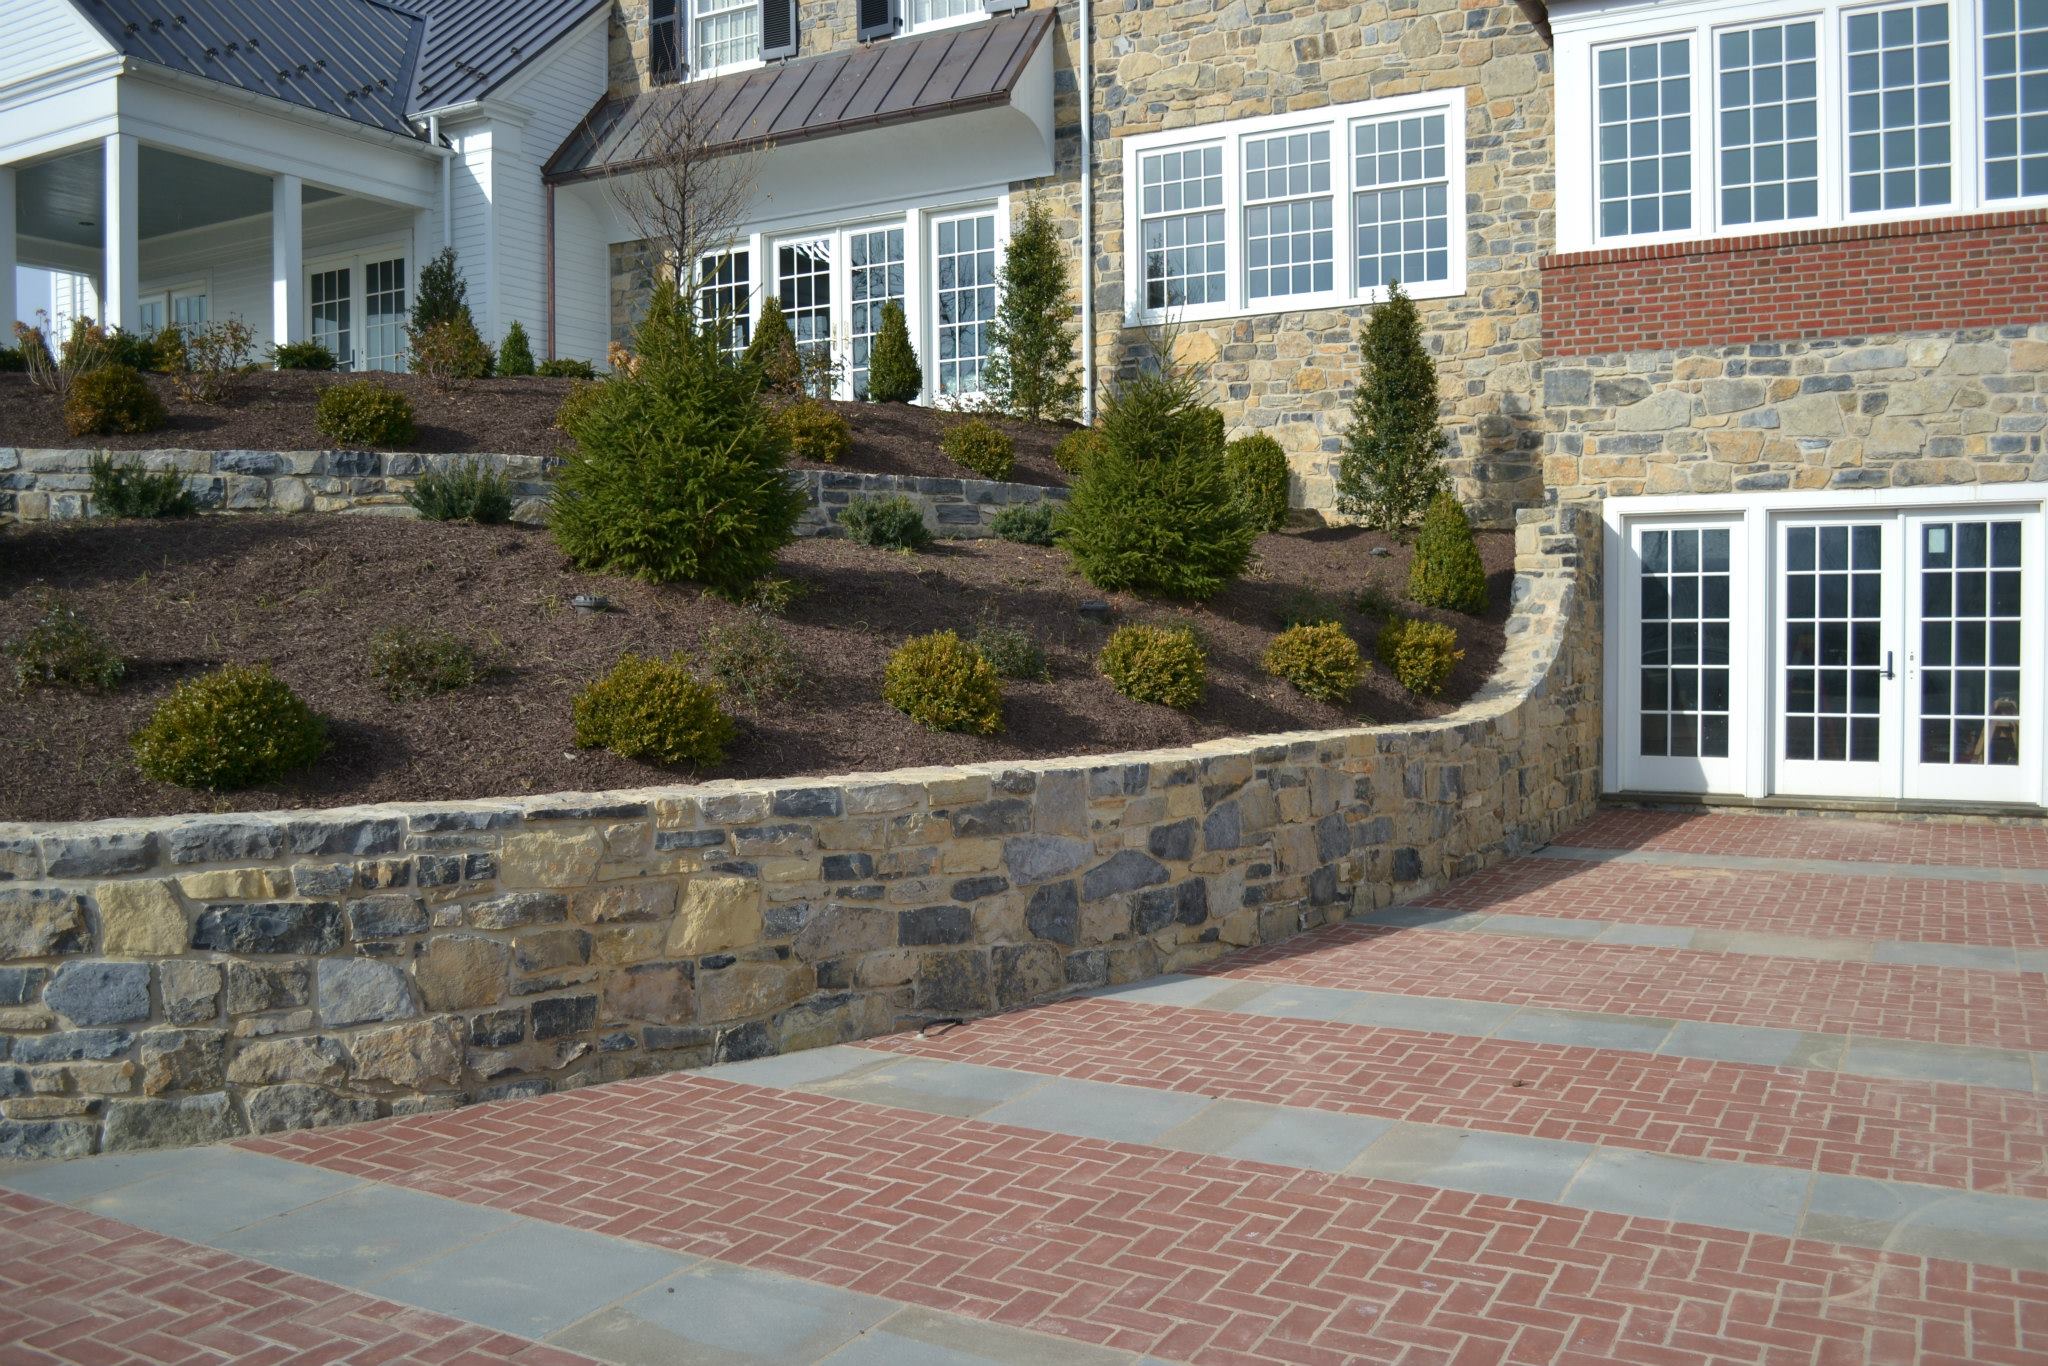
[
  {"x1": 74, "y1": 1151, "x2": 363, "y2": 1242},
  {"x1": 1659, "y1": 1020, "x2": 1839, "y2": 1071},
  {"x1": 1494, "y1": 1008, "x2": 1676, "y2": 1054},
  {"x1": 1565, "y1": 1148, "x2": 1809, "y2": 1238},
  {"x1": 1693, "y1": 930, "x2": 1871, "y2": 963},
  {"x1": 1333, "y1": 991, "x2": 1520, "y2": 1036},
  {"x1": 1806, "y1": 1175, "x2": 2048, "y2": 1272},
  {"x1": 1595, "y1": 923, "x2": 1700, "y2": 950},
  {"x1": 1233, "y1": 982, "x2": 1384, "y2": 1023},
  {"x1": 214, "y1": 1184, "x2": 513, "y2": 1286},
  {"x1": 1358, "y1": 907, "x2": 1495, "y2": 932},
  {"x1": 1157, "y1": 1100, "x2": 1392, "y2": 1174},
  {"x1": 1084, "y1": 975, "x2": 1247, "y2": 1010},
  {"x1": 703, "y1": 1044, "x2": 891, "y2": 1091},
  {"x1": 0, "y1": 1142, "x2": 243, "y2": 1204},
  {"x1": 2017, "y1": 949, "x2": 2048, "y2": 975},
  {"x1": 1465, "y1": 912, "x2": 1608, "y2": 941},
  {"x1": 1841, "y1": 1038, "x2": 2037, "y2": 1092},
  {"x1": 1871, "y1": 942, "x2": 2021, "y2": 972},
  {"x1": 980, "y1": 1076, "x2": 1212, "y2": 1146},
  {"x1": 1530, "y1": 844, "x2": 2048, "y2": 886},
  {"x1": 369, "y1": 1222, "x2": 688, "y2": 1339},
  {"x1": 554, "y1": 1260, "x2": 896, "y2": 1365},
  {"x1": 1347, "y1": 1124, "x2": 1589, "y2": 1204},
  {"x1": 822, "y1": 1306, "x2": 1132, "y2": 1365},
  {"x1": 812, "y1": 1057, "x2": 1049, "y2": 1118}
]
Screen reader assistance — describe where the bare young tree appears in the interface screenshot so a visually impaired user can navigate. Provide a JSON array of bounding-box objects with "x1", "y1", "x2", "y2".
[{"x1": 601, "y1": 83, "x2": 760, "y2": 313}]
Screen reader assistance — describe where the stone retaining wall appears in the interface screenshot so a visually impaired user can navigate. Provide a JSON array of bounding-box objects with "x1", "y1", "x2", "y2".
[
  {"x1": 0, "y1": 449, "x2": 1066, "y2": 541},
  {"x1": 0, "y1": 504, "x2": 1598, "y2": 1161}
]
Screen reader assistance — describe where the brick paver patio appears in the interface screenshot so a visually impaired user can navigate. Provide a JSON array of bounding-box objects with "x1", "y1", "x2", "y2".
[{"x1": 4, "y1": 809, "x2": 2046, "y2": 1365}]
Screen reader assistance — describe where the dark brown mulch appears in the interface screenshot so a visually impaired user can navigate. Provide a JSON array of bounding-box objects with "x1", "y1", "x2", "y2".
[
  {"x1": 0, "y1": 373, "x2": 1071, "y2": 488},
  {"x1": 0, "y1": 517, "x2": 1514, "y2": 823}
]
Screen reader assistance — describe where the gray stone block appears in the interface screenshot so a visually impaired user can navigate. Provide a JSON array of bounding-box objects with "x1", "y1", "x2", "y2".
[
  {"x1": 192, "y1": 903, "x2": 345, "y2": 955},
  {"x1": 899, "y1": 905, "x2": 973, "y2": 946},
  {"x1": 45, "y1": 960, "x2": 153, "y2": 1026},
  {"x1": 39, "y1": 832, "x2": 159, "y2": 878},
  {"x1": 1082, "y1": 849, "x2": 1168, "y2": 900},
  {"x1": 318, "y1": 958, "x2": 417, "y2": 1027},
  {"x1": 103, "y1": 1093, "x2": 245, "y2": 1152},
  {"x1": 13, "y1": 1028, "x2": 133, "y2": 1063},
  {"x1": 1003, "y1": 835, "x2": 1092, "y2": 885}
]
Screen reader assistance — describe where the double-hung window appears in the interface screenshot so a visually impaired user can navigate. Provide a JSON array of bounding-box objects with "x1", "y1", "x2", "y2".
[
  {"x1": 1124, "y1": 92, "x2": 1467, "y2": 325},
  {"x1": 1559, "y1": 0, "x2": 2048, "y2": 250},
  {"x1": 693, "y1": 0, "x2": 760, "y2": 75}
]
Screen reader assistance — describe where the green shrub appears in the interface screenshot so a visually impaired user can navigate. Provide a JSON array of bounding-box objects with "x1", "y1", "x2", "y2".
[
  {"x1": 405, "y1": 460, "x2": 514, "y2": 523},
  {"x1": 1277, "y1": 587, "x2": 1344, "y2": 630},
  {"x1": 743, "y1": 575, "x2": 804, "y2": 614},
  {"x1": 367, "y1": 626, "x2": 485, "y2": 701},
  {"x1": 173, "y1": 319, "x2": 256, "y2": 404},
  {"x1": 273, "y1": 340, "x2": 338, "y2": 371},
  {"x1": 88, "y1": 452, "x2": 194, "y2": 518},
  {"x1": 864, "y1": 300, "x2": 921, "y2": 402},
  {"x1": 551, "y1": 284, "x2": 803, "y2": 594},
  {"x1": 942, "y1": 418, "x2": 1015, "y2": 481},
  {"x1": 315, "y1": 380, "x2": 416, "y2": 448},
  {"x1": 573, "y1": 653, "x2": 735, "y2": 767},
  {"x1": 884, "y1": 631, "x2": 1004, "y2": 734},
  {"x1": 980, "y1": 201, "x2": 1080, "y2": 422},
  {"x1": 0, "y1": 346, "x2": 25, "y2": 373},
  {"x1": 702, "y1": 609, "x2": 805, "y2": 704},
  {"x1": 498, "y1": 321, "x2": 537, "y2": 377},
  {"x1": 5, "y1": 601, "x2": 124, "y2": 692},
  {"x1": 1058, "y1": 367, "x2": 1255, "y2": 601},
  {"x1": 537, "y1": 357, "x2": 596, "y2": 379},
  {"x1": 971, "y1": 612, "x2": 1049, "y2": 682},
  {"x1": 1263, "y1": 622, "x2": 1365, "y2": 705},
  {"x1": 1336, "y1": 280, "x2": 1450, "y2": 533},
  {"x1": 841, "y1": 494, "x2": 931, "y2": 552},
  {"x1": 1378, "y1": 617, "x2": 1464, "y2": 696},
  {"x1": 990, "y1": 500, "x2": 1057, "y2": 546},
  {"x1": 102, "y1": 329, "x2": 158, "y2": 371},
  {"x1": 1408, "y1": 490, "x2": 1489, "y2": 614},
  {"x1": 131, "y1": 664, "x2": 326, "y2": 790},
  {"x1": 65, "y1": 365, "x2": 167, "y2": 437},
  {"x1": 1052, "y1": 427, "x2": 1105, "y2": 477},
  {"x1": 777, "y1": 398, "x2": 852, "y2": 463},
  {"x1": 742, "y1": 296, "x2": 803, "y2": 396},
  {"x1": 409, "y1": 315, "x2": 494, "y2": 387},
  {"x1": 1225, "y1": 434, "x2": 1291, "y2": 533},
  {"x1": 412, "y1": 246, "x2": 470, "y2": 331},
  {"x1": 1098, "y1": 624, "x2": 1206, "y2": 709},
  {"x1": 151, "y1": 326, "x2": 187, "y2": 376}
]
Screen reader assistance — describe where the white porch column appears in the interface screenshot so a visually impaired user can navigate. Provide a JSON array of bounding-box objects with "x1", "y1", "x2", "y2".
[
  {"x1": 101, "y1": 133, "x2": 140, "y2": 331},
  {"x1": 0, "y1": 166, "x2": 17, "y2": 333},
  {"x1": 271, "y1": 173, "x2": 304, "y2": 349}
]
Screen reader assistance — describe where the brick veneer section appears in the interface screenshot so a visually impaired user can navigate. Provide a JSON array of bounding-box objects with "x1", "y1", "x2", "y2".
[{"x1": 1540, "y1": 211, "x2": 2048, "y2": 355}]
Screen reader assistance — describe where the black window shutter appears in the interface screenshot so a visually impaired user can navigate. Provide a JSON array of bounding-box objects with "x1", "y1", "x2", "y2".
[
  {"x1": 857, "y1": 0, "x2": 899, "y2": 42},
  {"x1": 761, "y1": 0, "x2": 799, "y2": 58}
]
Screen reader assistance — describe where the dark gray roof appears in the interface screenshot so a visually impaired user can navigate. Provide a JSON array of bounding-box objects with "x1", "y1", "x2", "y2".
[
  {"x1": 545, "y1": 9, "x2": 1055, "y2": 183},
  {"x1": 67, "y1": 0, "x2": 608, "y2": 136}
]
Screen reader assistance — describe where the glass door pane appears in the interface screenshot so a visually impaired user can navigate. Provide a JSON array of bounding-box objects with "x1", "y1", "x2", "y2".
[
  {"x1": 310, "y1": 267, "x2": 353, "y2": 371},
  {"x1": 362, "y1": 258, "x2": 406, "y2": 372},
  {"x1": 1773, "y1": 517, "x2": 1900, "y2": 798},
  {"x1": 848, "y1": 227, "x2": 905, "y2": 400},
  {"x1": 1905, "y1": 515, "x2": 2033, "y2": 801},
  {"x1": 777, "y1": 238, "x2": 833, "y2": 390},
  {"x1": 1623, "y1": 519, "x2": 1746, "y2": 793},
  {"x1": 932, "y1": 212, "x2": 997, "y2": 396}
]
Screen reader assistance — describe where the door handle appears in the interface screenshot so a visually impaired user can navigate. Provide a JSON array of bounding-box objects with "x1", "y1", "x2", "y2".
[{"x1": 1885, "y1": 651, "x2": 1895, "y2": 680}]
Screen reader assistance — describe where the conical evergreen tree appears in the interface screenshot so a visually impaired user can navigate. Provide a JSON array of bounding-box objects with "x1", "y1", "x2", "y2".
[
  {"x1": 1408, "y1": 490, "x2": 1489, "y2": 613},
  {"x1": 1334, "y1": 281, "x2": 1450, "y2": 533},
  {"x1": 411, "y1": 247, "x2": 470, "y2": 331},
  {"x1": 864, "y1": 301, "x2": 922, "y2": 402},
  {"x1": 742, "y1": 296, "x2": 802, "y2": 396},
  {"x1": 982, "y1": 202, "x2": 1080, "y2": 422},
  {"x1": 498, "y1": 320, "x2": 536, "y2": 377}
]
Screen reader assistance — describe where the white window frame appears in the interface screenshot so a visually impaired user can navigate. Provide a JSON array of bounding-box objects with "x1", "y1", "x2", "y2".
[
  {"x1": 1121, "y1": 90, "x2": 1470, "y2": 327},
  {"x1": 304, "y1": 242, "x2": 410, "y2": 373},
  {"x1": 689, "y1": 0, "x2": 764, "y2": 79},
  {"x1": 903, "y1": 0, "x2": 987, "y2": 35},
  {"x1": 1554, "y1": 0, "x2": 2048, "y2": 251}
]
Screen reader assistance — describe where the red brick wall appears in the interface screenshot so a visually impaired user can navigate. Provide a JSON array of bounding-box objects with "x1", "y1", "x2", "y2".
[{"x1": 1540, "y1": 211, "x2": 2048, "y2": 357}]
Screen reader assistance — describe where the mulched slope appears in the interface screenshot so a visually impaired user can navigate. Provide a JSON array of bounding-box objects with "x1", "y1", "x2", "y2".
[
  {"x1": 0, "y1": 517, "x2": 1513, "y2": 823},
  {"x1": 0, "y1": 373, "x2": 1070, "y2": 487}
]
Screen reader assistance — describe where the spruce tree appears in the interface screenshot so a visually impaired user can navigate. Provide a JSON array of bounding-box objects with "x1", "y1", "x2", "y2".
[
  {"x1": 412, "y1": 247, "x2": 470, "y2": 331},
  {"x1": 742, "y1": 296, "x2": 802, "y2": 396},
  {"x1": 982, "y1": 201, "x2": 1080, "y2": 422},
  {"x1": 499, "y1": 321, "x2": 536, "y2": 376},
  {"x1": 864, "y1": 301, "x2": 921, "y2": 402},
  {"x1": 1334, "y1": 281, "x2": 1450, "y2": 533}
]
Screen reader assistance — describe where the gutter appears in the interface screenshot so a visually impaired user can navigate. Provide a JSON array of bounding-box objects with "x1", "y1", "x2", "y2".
[
  {"x1": 429, "y1": 115, "x2": 451, "y2": 249},
  {"x1": 1077, "y1": 0, "x2": 1094, "y2": 424}
]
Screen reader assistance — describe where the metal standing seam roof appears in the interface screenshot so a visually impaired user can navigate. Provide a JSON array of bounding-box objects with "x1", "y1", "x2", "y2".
[
  {"x1": 543, "y1": 8, "x2": 1056, "y2": 183},
  {"x1": 405, "y1": 0, "x2": 609, "y2": 115}
]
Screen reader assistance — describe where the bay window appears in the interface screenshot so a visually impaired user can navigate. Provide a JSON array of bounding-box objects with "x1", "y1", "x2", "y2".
[
  {"x1": 1556, "y1": 0, "x2": 2048, "y2": 250},
  {"x1": 1123, "y1": 92, "x2": 1468, "y2": 325}
]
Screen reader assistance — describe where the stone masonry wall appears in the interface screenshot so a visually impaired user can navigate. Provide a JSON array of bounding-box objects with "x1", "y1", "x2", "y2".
[
  {"x1": 0, "y1": 449, "x2": 1066, "y2": 541},
  {"x1": 0, "y1": 504, "x2": 1599, "y2": 1160}
]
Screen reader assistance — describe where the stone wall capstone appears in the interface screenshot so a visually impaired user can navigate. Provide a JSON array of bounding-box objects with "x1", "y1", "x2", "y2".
[{"x1": 0, "y1": 503, "x2": 1599, "y2": 1161}]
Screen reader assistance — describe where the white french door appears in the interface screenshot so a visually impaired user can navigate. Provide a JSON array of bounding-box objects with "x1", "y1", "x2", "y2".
[
  {"x1": 1618, "y1": 518, "x2": 1748, "y2": 794},
  {"x1": 1773, "y1": 517, "x2": 1903, "y2": 798},
  {"x1": 770, "y1": 224, "x2": 909, "y2": 400},
  {"x1": 307, "y1": 250, "x2": 407, "y2": 372},
  {"x1": 1902, "y1": 513, "x2": 2034, "y2": 802}
]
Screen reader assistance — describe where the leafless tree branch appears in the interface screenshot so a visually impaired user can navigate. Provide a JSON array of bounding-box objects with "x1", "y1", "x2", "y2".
[{"x1": 602, "y1": 84, "x2": 761, "y2": 305}]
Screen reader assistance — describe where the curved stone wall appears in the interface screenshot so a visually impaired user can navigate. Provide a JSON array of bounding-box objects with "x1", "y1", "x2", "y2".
[
  {"x1": 0, "y1": 448, "x2": 1065, "y2": 540},
  {"x1": 0, "y1": 504, "x2": 1598, "y2": 1160}
]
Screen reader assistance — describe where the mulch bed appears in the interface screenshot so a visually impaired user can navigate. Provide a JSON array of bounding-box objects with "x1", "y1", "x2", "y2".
[
  {"x1": 0, "y1": 516, "x2": 1514, "y2": 823},
  {"x1": 0, "y1": 373, "x2": 1071, "y2": 488}
]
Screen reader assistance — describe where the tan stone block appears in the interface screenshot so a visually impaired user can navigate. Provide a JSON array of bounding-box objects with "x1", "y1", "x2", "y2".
[
  {"x1": 853, "y1": 949, "x2": 919, "y2": 988},
  {"x1": 925, "y1": 775, "x2": 991, "y2": 805},
  {"x1": 940, "y1": 838, "x2": 1003, "y2": 874},
  {"x1": 1643, "y1": 464, "x2": 1690, "y2": 495},
  {"x1": 573, "y1": 880, "x2": 679, "y2": 924},
  {"x1": 757, "y1": 857, "x2": 815, "y2": 883},
  {"x1": 66, "y1": 1061, "x2": 138, "y2": 1095},
  {"x1": 604, "y1": 963, "x2": 693, "y2": 1023},
  {"x1": 1580, "y1": 454, "x2": 1645, "y2": 480},
  {"x1": 2011, "y1": 339, "x2": 2048, "y2": 372},
  {"x1": 414, "y1": 935, "x2": 512, "y2": 1011},
  {"x1": 0, "y1": 1004, "x2": 54, "y2": 1030},
  {"x1": 696, "y1": 961, "x2": 809, "y2": 1021},
  {"x1": 592, "y1": 923, "x2": 668, "y2": 965},
  {"x1": 226, "y1": 1035, "x2": 350, "y2": 1086},
  {"x1": 93, "y1": 879, "x2": 189, "y2": 956},
  {"x1": 175, "y1": 869, "x2": 290, "y2": 902},
  {"x1": 665, "y1": 876, "x2": 762, "y2": 957},
  {"x1": 500, "y1": 830, "x2": 604, "y2": 889},
  {"x1": 2, "y1": 1096, "x2": 97, "y2": 1119},
  {"x1": 353, "y1": 1018, "x2": 464, "y2": 1088}
]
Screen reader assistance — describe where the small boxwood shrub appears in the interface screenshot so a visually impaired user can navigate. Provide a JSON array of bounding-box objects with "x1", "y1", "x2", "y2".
[
  {"x1": 409, "y1": 315, "x2": 494, "y2": 387},
  {"x1": 972, "y1": 613, "x2": 1049, "y2": 682},
  {"x1": 1378, "y1": 616, "x2": 1464, "y2": 696},
  {"x1": 942, "y1": 418, "x2": 1015, "y2": 481},
  {"x1": 1225, "y1": 434, "x2": 1291, "y2": 533},
  {"x1": 777, "y1": 398, "x2": 852, "y2": 464},
  {"x1": 990, "y1": 500, "x2": 1057, "y2": 546},
  {"x1": 884, "y1": 631, "x2": 1004, "y2": 734},
  {"x1": 498, "y1": 321, "x2": 536, "y2": 377},
  {"x1": 65, "y1": 364, "x2": 167, "y2": 437},
  {"x1": 573, "y1": 653, "x2": 735, "y2": 767},
  {"x1": 1263, "y1": 622, "x2": 1365, "y2": 705},
  {"x1": 132, "y1": 664, "x2": 326, "y2": 791},
  {"x1": 702, "y1": 609, "x2": 805, "y2": 704},
  {"x1": 273, "y1": 340, "x2": 338, "y2": 371},
  {"x1": 405, "y1": 460, "x2": 514, "y2": 523},
  {"x1": 1098, "y1": 624, "x2": 1206, "y2": 710},
  {"x1": 6, "y1": 601, "x2": 124, "y2": 692},
  {"x1": 1408, "y1": 490, "x2": 1490, "y2": 614},
  {"x1": 841, "y1": 494, "x2": 931, "y2": 552},
  {"x1": 368, "y1": 626, "x2": 486, "y2": 701},
  {"x1": 316, "y1": 380, "x2": 416, "y2": 448},
  {"x1": 1052, "y1": 427, "x2": 1105, "y2": 476},
  {"x1": 88, "y1": 453, "x2": 195, "y2": 519},
  {"x1": 537, "y1": 357, "x2": 596, "y2": 379}
]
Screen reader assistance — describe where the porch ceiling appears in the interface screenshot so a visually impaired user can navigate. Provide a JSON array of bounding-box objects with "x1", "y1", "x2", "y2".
[{"x1": 16, "y1": 145, "x2": 338, "y2": 249}]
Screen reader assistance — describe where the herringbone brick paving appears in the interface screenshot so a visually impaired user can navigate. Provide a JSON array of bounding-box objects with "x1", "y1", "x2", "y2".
[
  {"x1": 1555, "y1": 811, "x2": 2048, "y2": 868},
  {"x1": 853, "y1": 998, "x2": 2048, "y2": 1196}
]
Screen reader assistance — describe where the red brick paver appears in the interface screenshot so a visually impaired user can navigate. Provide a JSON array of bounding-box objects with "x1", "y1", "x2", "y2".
[
  {"x1": 1556, "y1": 810, "x2": 2048, "y2": 869},
  {"x1": 244, "y1": 1073, "x2": 2048, "y2": 1366},
  {"x1": 855, "y1": 998, "x2": 2048, "y2": 1197},
  {"x1": 0, "y1": 1191, "x2": 590, "y2": 1366},
  {"x1": 1195, "y1": 924, "x2": 2048, "y2": 1051}
]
